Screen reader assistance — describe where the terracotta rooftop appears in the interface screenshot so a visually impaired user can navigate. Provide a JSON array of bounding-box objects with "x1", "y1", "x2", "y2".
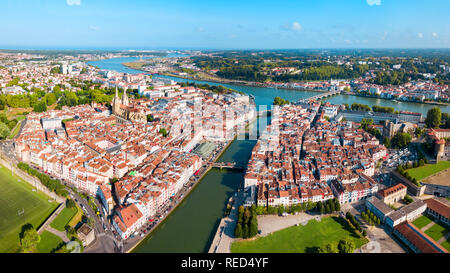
[
  {"x1": 425, "y1": 198, "x2": 450, "y2": 220},
  {"x1": 395, "y1": 222, "x2": 448, "y2": 253}
]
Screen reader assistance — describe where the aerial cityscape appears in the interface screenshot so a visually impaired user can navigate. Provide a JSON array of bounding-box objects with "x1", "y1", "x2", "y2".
[{"x1": 0, "y1": 0, "x2": 449, "y2": 266}]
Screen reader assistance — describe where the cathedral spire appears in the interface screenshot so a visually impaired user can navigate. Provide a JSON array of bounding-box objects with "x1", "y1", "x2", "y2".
[{"x1": 122, "y1": 87, "x2": 129, "y2": 106}]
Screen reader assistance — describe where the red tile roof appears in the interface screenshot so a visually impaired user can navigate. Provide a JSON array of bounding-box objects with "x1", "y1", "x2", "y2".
[
  {"x1": 425, "y1": 198, "x2": 450, "y2": 220},
  {"x1": 395, "y1": 222, "x2": 448, "y2": 253}
]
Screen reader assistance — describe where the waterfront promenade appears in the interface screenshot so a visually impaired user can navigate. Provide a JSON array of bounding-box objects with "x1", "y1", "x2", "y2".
[
  {"x1": 208, "y1": 191, "x2": 245, "y2": 253},
  {"x1": 123, "y1": 138, "x2": 236, "y2": 253}
]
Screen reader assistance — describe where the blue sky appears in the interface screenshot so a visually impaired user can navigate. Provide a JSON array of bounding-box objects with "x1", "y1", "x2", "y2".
[{"x1": 1, "y1": 0, "x2": 449, "y2": 49}]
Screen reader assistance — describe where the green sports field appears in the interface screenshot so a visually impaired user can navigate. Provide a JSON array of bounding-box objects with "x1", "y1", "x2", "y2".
[
  {"x1": 0, "y1": 164, "x2": 58, "y2": 253},
  {"x1": 406, "y1": 161, "x2": 450, "y2": 181},
  {"x1": 231, "y1": 216, "x2": 368, "y2": 253}
]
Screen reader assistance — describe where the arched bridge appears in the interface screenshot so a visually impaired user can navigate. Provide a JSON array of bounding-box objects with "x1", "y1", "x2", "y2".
[{"x1": 298, "y1": 90, "x2": 341, "y2": 103}]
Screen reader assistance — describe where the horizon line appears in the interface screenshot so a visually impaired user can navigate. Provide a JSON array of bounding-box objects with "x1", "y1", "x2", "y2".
[{"x1": 1, "y1": 47, "x2": 450, "y2": 52}]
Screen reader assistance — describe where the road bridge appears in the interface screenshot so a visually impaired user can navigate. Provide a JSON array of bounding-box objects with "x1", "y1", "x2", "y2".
[{"x1": 297, "y1": 90, "x2": 341, "y2": 103}]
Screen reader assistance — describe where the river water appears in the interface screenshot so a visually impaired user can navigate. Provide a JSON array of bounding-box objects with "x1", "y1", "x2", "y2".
[
  {"x1": 87, "y1": 56, "x2": 448, "y2": 253},
  {"x1": 88, "y1": 57, "x2": 450, "y2": 115}
]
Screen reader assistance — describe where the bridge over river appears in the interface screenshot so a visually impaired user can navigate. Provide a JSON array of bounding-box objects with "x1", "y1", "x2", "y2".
[
  {"x1": 211, "y1": 162, "x2": 247, "y2": 171},
  {"x1": 297, "y1": 90, "x2": 342, "y2": 103}
]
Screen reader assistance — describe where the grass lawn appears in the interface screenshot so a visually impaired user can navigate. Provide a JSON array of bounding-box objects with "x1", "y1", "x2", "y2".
[
  {"x1": 441, "y1": 239, "x2": 450, "y2": 252},
  {"x1": 424, "y1": 222, "x2": 449, "y2": 242},
  {"x1": 0, "y1": 164, "x2": 58, "y2": 253},
  {"x1": 67, "y1": 205, "x2": 83, "y2": 228},
  {"x1": 36, "y1": 231, "x2": 64, "y2": 253},
  {"x1": 412, "y1": 215, "x2": 434, "y2": 229},
  {"x1": 231, "y1": 216, "x2": 368, "y2": 253},
  {"x1": 50, "y1": 206, "x2": 78, "y2": 232},
  {"x1": 406, "y1": 161, "x2": 450, "y2": 181}
]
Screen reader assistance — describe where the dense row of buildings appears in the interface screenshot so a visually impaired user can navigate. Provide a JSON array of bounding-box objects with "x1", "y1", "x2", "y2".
[
  {"x1": 244, "y1": 103, "x2": 387, "y2": 207},
  {"x1": 15, "y1": 84, "x2": 256, "y2": 239}
]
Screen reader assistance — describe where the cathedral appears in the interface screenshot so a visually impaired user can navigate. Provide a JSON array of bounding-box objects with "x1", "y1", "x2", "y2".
[{"x1": 111, "y1": 87, "x2": 146, "y2": 123}]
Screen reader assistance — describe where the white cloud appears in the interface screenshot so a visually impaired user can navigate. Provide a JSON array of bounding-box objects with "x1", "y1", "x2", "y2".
[
  {"x1": 417, "y1": 32, "x2": 423, "y2": 38},
  {"x1": 291, "y1": 22, "x2": 302, "y2": 32},
  {"x1": 281, "y1": 21, "x2": 303, "y2": 32},
  {"x1": 67, "y1": 0, "x2": 81, "y2": 6},
  {"x1": 432, "y1": 32, "x2": 438, "y2": 38},
  {"x1": 366, "y1": 0, "x2": 381, "y2": 5},
  {"x1": 381, "y1": 31, "x2": 388, "y2": 40},
  {"x1": 89, "y1": 25, "x2": 99, "y2": 31}
]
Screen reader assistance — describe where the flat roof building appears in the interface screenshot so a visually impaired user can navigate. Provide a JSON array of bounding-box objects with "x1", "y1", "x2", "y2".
[{"x1": 366, "y1": 196, "x2": 394, "y2": 224}]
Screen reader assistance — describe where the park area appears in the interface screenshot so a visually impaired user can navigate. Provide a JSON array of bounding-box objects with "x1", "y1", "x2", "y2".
[
  {"x1": 36, "y1": 230, "x2": 64, "y2": 253},
  {"x1": 50, "y1": 205, "x2": 81, "y2": 232},
  {"x1": 412, "y1": 215, "x2": 450, "y2": 252},
  {"x1": 230, "y1": 216, "x2": 368, "y2": 253},
  {"x1": 406, "y1": 161, "x2": 450, "y2": 183},
  {"x1": 0, "y1": 164, "x2": 58, "y2": 253}
]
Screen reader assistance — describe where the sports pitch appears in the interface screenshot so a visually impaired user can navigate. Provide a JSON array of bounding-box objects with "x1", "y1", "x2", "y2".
[{"x1": 0, "y1": 164, "x2": 58, "y2": 253}]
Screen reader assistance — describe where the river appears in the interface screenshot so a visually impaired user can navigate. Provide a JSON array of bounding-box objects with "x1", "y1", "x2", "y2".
[
  {"x1": 132, "y1": 117, "x2": 265, "y2": 253},
  {"x1": 87, "y1": 56, "x2": 448, "y2": 253},
  {"x1": 88, "y1": 57, "x2": 450, "y2": 115}
]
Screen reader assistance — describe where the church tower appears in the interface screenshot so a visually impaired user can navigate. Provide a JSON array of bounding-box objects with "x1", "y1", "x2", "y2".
[
  {"x1": 122, "y1": 87, "x2": 129, "y2": 106},
  {"x1": 112, "y1": 86, "x2": 121, "y2": 114}
]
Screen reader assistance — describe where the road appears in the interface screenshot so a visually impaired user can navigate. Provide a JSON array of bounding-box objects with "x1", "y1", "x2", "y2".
[
  {"x1": 67, "y1": 188, "x2": 121, "y2": 253},
  {"x1": 0, "y1": 137, "x2": 233, "y2": 253},
  {"x1": 121, "y1": 141, "x2": 229, "y2": 253}
]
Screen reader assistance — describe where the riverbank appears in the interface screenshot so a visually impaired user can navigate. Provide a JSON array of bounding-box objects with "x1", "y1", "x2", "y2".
[
  {"x1": 122, "y1": 65, "x2": 450, "y2": 107},
  {"x1": 165, "y1": 71, "x2": 450, "y2": 106},
  {"x1": 346, "y1": 92, "x2": 450, "y2": 107},
  {"x1": 120, "y1": 62, "x2": 327, "y2": 93},
  {"x1": 89, "y1": 57, "x2": 449, "y2": 115},
  {"x1": 124, "y1": 137, "x2": 239, "y2": 253},
  {"x1": 160, "y1": 72, "x2": 334, "y2": 93}
]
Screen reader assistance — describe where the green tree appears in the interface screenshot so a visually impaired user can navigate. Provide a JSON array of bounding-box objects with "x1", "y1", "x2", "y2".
[
  {"x1": 338, "y1": 239, "x2": 355, "y2": 253},
  {"x1": 273, "y1": 96, "x2": 289, "y2": 106},
  {"x1": 19, "y1": 224, "x2": 40, "y2": 253},
  {"x1": 248, "y1": 217, "x2": 258, "y2": 238},
  {"x1": 0, "y1": 121, "x2": 11, "y2": 139},
  {"x1": 234, "y1": 223, "x2": 243, "y2": 238},
  {"x1": 425, "y1": 107, "x2": 442, "y2": 128},
  {"x1": 324, "y1": 243, "x2": 338, "y2": 253},
  {"x1": 391, "y1": 132, "x2": 412, "y2": 149},
  {"x1": 329, "y1": 200, "x2": 335, "y2": 212},
  {"x1": 66, "y1": 198, "x2": 76, "y2": 208},
  {"x1": 242, "y1": 222, "x2": 249, "y2": 238},
  {"x1": 45, "y1": 93, "x2": 56, "y2": 106},
  {"x1": 317, "y1": 201, "x2": 324, "y2": 214},
  {"x1": 159, "y1": 128, "x2": 168, "y2": 137},
  {"x1": 33, "y1": 101, "x2": 47, "y2": 113},
  {"x1": 360, "y1": 118, "x2": 374, "y2": 131},
  {"x1": 334, "y1": 198, "x2": 341, "y2": 211}
]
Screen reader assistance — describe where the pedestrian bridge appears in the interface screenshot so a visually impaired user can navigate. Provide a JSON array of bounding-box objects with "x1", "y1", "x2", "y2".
[{"x1": 211, "y1": 162, "x2": 246, "y2": 171}]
